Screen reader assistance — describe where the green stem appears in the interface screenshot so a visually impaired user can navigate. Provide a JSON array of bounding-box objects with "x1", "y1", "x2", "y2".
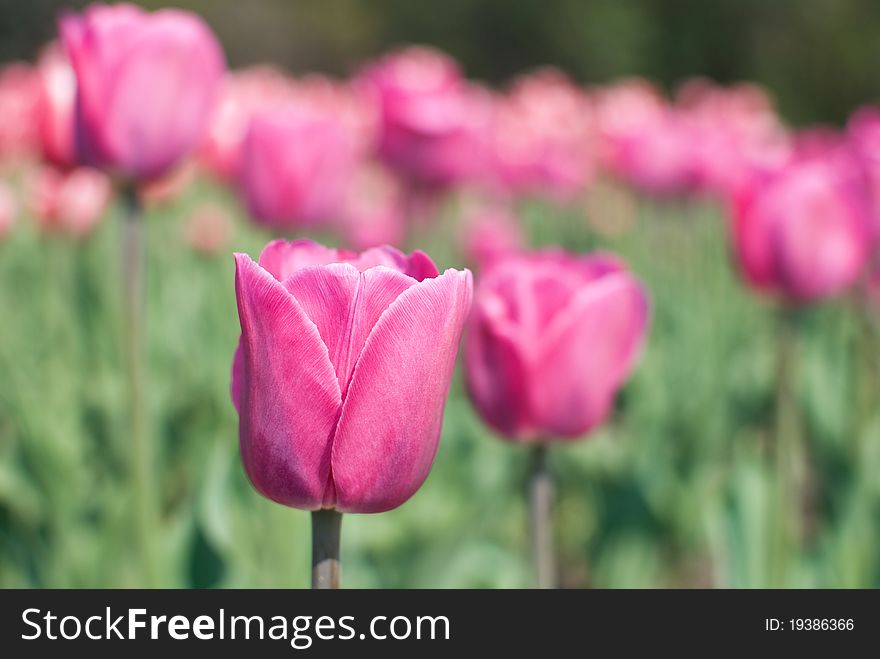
[
  {"x1": 311, "y1": 509, "x2": 342, "y2": 589},
  {"x1": 771, "y1": 308, "x2": 803, "y2": 588},
  {"x1": 121, "y1": 187, "x2": 158, "y2": 587},
  {"x1": 528, "y1": 443, "x2": 556, "y2": 589}
]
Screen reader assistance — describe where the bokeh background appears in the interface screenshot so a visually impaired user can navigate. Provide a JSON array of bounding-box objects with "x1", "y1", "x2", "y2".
[{"x1": 1, "y1": 0, "x2": 879, "y2": 588}]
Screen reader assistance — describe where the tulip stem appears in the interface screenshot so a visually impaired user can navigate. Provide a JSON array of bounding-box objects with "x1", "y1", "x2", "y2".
[
  {"x1": 771, "y1": 308, "x2": 804, "y2": 588},
  {"x1": 528, "y1": 444, "x2": 556, "y2": 588},
  {"x1": 121, "y1": 186, "x2": 158, "y2": 587},
  {"x1": 311, "y1": 509, "x2": 342, "y2": 589}
]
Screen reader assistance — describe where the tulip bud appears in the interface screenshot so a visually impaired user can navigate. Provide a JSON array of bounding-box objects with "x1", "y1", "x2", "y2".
[{"x1": 232, "y1": 240, "x2": 472, "y2": 513}]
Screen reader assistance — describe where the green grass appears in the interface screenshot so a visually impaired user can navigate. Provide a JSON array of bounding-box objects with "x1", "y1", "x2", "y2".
[{"x1": 1, "y1": 178, "x2": 878, "y2": 588}]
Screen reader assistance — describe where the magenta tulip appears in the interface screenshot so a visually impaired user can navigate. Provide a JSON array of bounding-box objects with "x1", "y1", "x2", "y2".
[
  {"x1": 231, "y1": 240, "x2": 472, "y2": 513},
  {"x1": 730, "y1": 149, "x2": 873, "y2": 302},
  {"x1": 59, "y1": 3, "x2": 224, "y2": 182},
  {"x1": 465, "y1": 250, "x2": 650, "y2": 441}
]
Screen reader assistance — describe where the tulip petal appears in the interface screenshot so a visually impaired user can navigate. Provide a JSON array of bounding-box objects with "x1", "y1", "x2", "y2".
[
  {"x1": 331, "y1": 269, "x2": 473, "y2": 513},
  {"x1": 234, "y1": 253, "x2": 342, "y2": 509},
  {"x1": 257, "y1": 239, "x2": 345, "y2": 281},
  {"x1": 464, "y1": 297, "x2": 533, "y2": 439},
  {"x1": 283, "y1": 264, "x2": 417, "y2": 397},
  {"x1": 531, "y1": 273, "x2": 649, "y2": 438}
]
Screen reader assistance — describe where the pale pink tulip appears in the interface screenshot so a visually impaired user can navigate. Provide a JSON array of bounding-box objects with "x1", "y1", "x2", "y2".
[
  {"x1": 231, "y1": 240, "x2": 472, "y2": 512},
  {"x1": 465, "y1": 250, "x2": 649, "y2": 440}
]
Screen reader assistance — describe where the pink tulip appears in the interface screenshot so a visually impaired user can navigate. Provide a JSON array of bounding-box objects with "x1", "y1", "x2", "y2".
[
  {"x1": 0, "y1": 181, "x2": 18, "y2": 239},
  {"x1": 237, "y1": 109, "x2": 359, "y2": 229},
  {"x1": 199, "y1": 66, "x2": 299, "y2": 180},
  {"x1": 0, "y1": 63, "x2": 39, "y2": 164},
  {"x1": 730, "y1": 148, "x2": 873, "y2": 302},
  {"x1": 231, "y1": 240, "x2": 472, "y2": 512},
  {"x1": 26, "y1": 165, "x2": 111, "y2": 237},
  {"x1": 489, "y1": 69, "x2": 596, "y2": 201},
  {"x1": 594, "y1": 79, "x2": 695, "y2": 196},
  {"x1": 35, "y1": 43, "x2": 77, "y2": 170},
  {"x1": 677, "y1": 79, "x2": 790, "y2": 199},
  {"x1": 358, "y1": 47, "x2": 491, "y2": 190},
  {"x1": 465, "y1": 250, "x2": 649, "y2": 441},
  {"x1": 59, "y1": 3, "x2": 224, "y2": 182}
]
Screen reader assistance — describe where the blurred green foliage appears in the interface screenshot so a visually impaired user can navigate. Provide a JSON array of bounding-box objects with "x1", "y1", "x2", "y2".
[
  {"x1": 3, "y1": 0, "x2": 880, "y2": 124},
  {"x1": 1, "y1": 180, "x2": 879, "y2": 588}
]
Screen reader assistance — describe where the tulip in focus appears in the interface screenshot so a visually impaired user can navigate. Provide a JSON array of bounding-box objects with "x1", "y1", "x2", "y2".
[
  {"x1": 59, "y1": 3, "x2": 224, "y2": 182},
  {"x1": 232, "y1": 239, "x2": 471, "y2": 587},
  {"x1": 26, "y1": 166, "x2": 111, "y2": 238},
  {"x1": 232, "y1": 239, "x2": 472, "y2": 512},
  {"x1": 730, "y1": 150, "x2": 872, "y2": 302}
]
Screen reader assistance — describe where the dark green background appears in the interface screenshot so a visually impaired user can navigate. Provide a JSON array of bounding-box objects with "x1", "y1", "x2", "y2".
[{"x1": 2, "y1": 0, "x2": 878, "y2": 125}]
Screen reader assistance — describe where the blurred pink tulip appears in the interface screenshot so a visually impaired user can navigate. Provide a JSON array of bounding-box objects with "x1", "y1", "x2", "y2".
[
  {"x1": 27, "y1": 166, "x2": 111, "y2": 237},
  {"x1": 677, "y1": 79, "x2": 790, "y2": 199},
  {"x1": 0, "y1": 62, "x2": 39, "y2": 164},
  {"x1": 0, "y1": 181, "x2": 18, "y2": 239},
  {"x1": 237, "y1": 109, "x2": 358, "y2": 229},
  {"x1": 231, "y1": 239, "x2": 472, "y2": 512},
  {"x1": 730, "y1": 149, "x2": 873, "y2": 302},
  {"x1": 35, "y1": 43, "x2": 77, "y2": 169},
  {"x1": 594, "y1": 79, "x2": 695, "y2": 196},
  {"x1": 59, "y1": 3, "x2": 224, "y2": 182},
  {"x1": 183, "y1": 202, "x2": 233, "y2": 255},
  {"x1": 465, "y1": 250, "x2": 649, "y2": 441},
  {"x1": 489, "y1": 69, "x2": 596, "y2": 201},
  {"x1": 359, "y1": 47, "x2": 491, "y2": 190}
]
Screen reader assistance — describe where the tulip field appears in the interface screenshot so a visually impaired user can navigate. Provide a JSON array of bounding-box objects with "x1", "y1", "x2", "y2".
[{"x1": 1, "y1": 3, "x2": 880, "y2": 590}]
